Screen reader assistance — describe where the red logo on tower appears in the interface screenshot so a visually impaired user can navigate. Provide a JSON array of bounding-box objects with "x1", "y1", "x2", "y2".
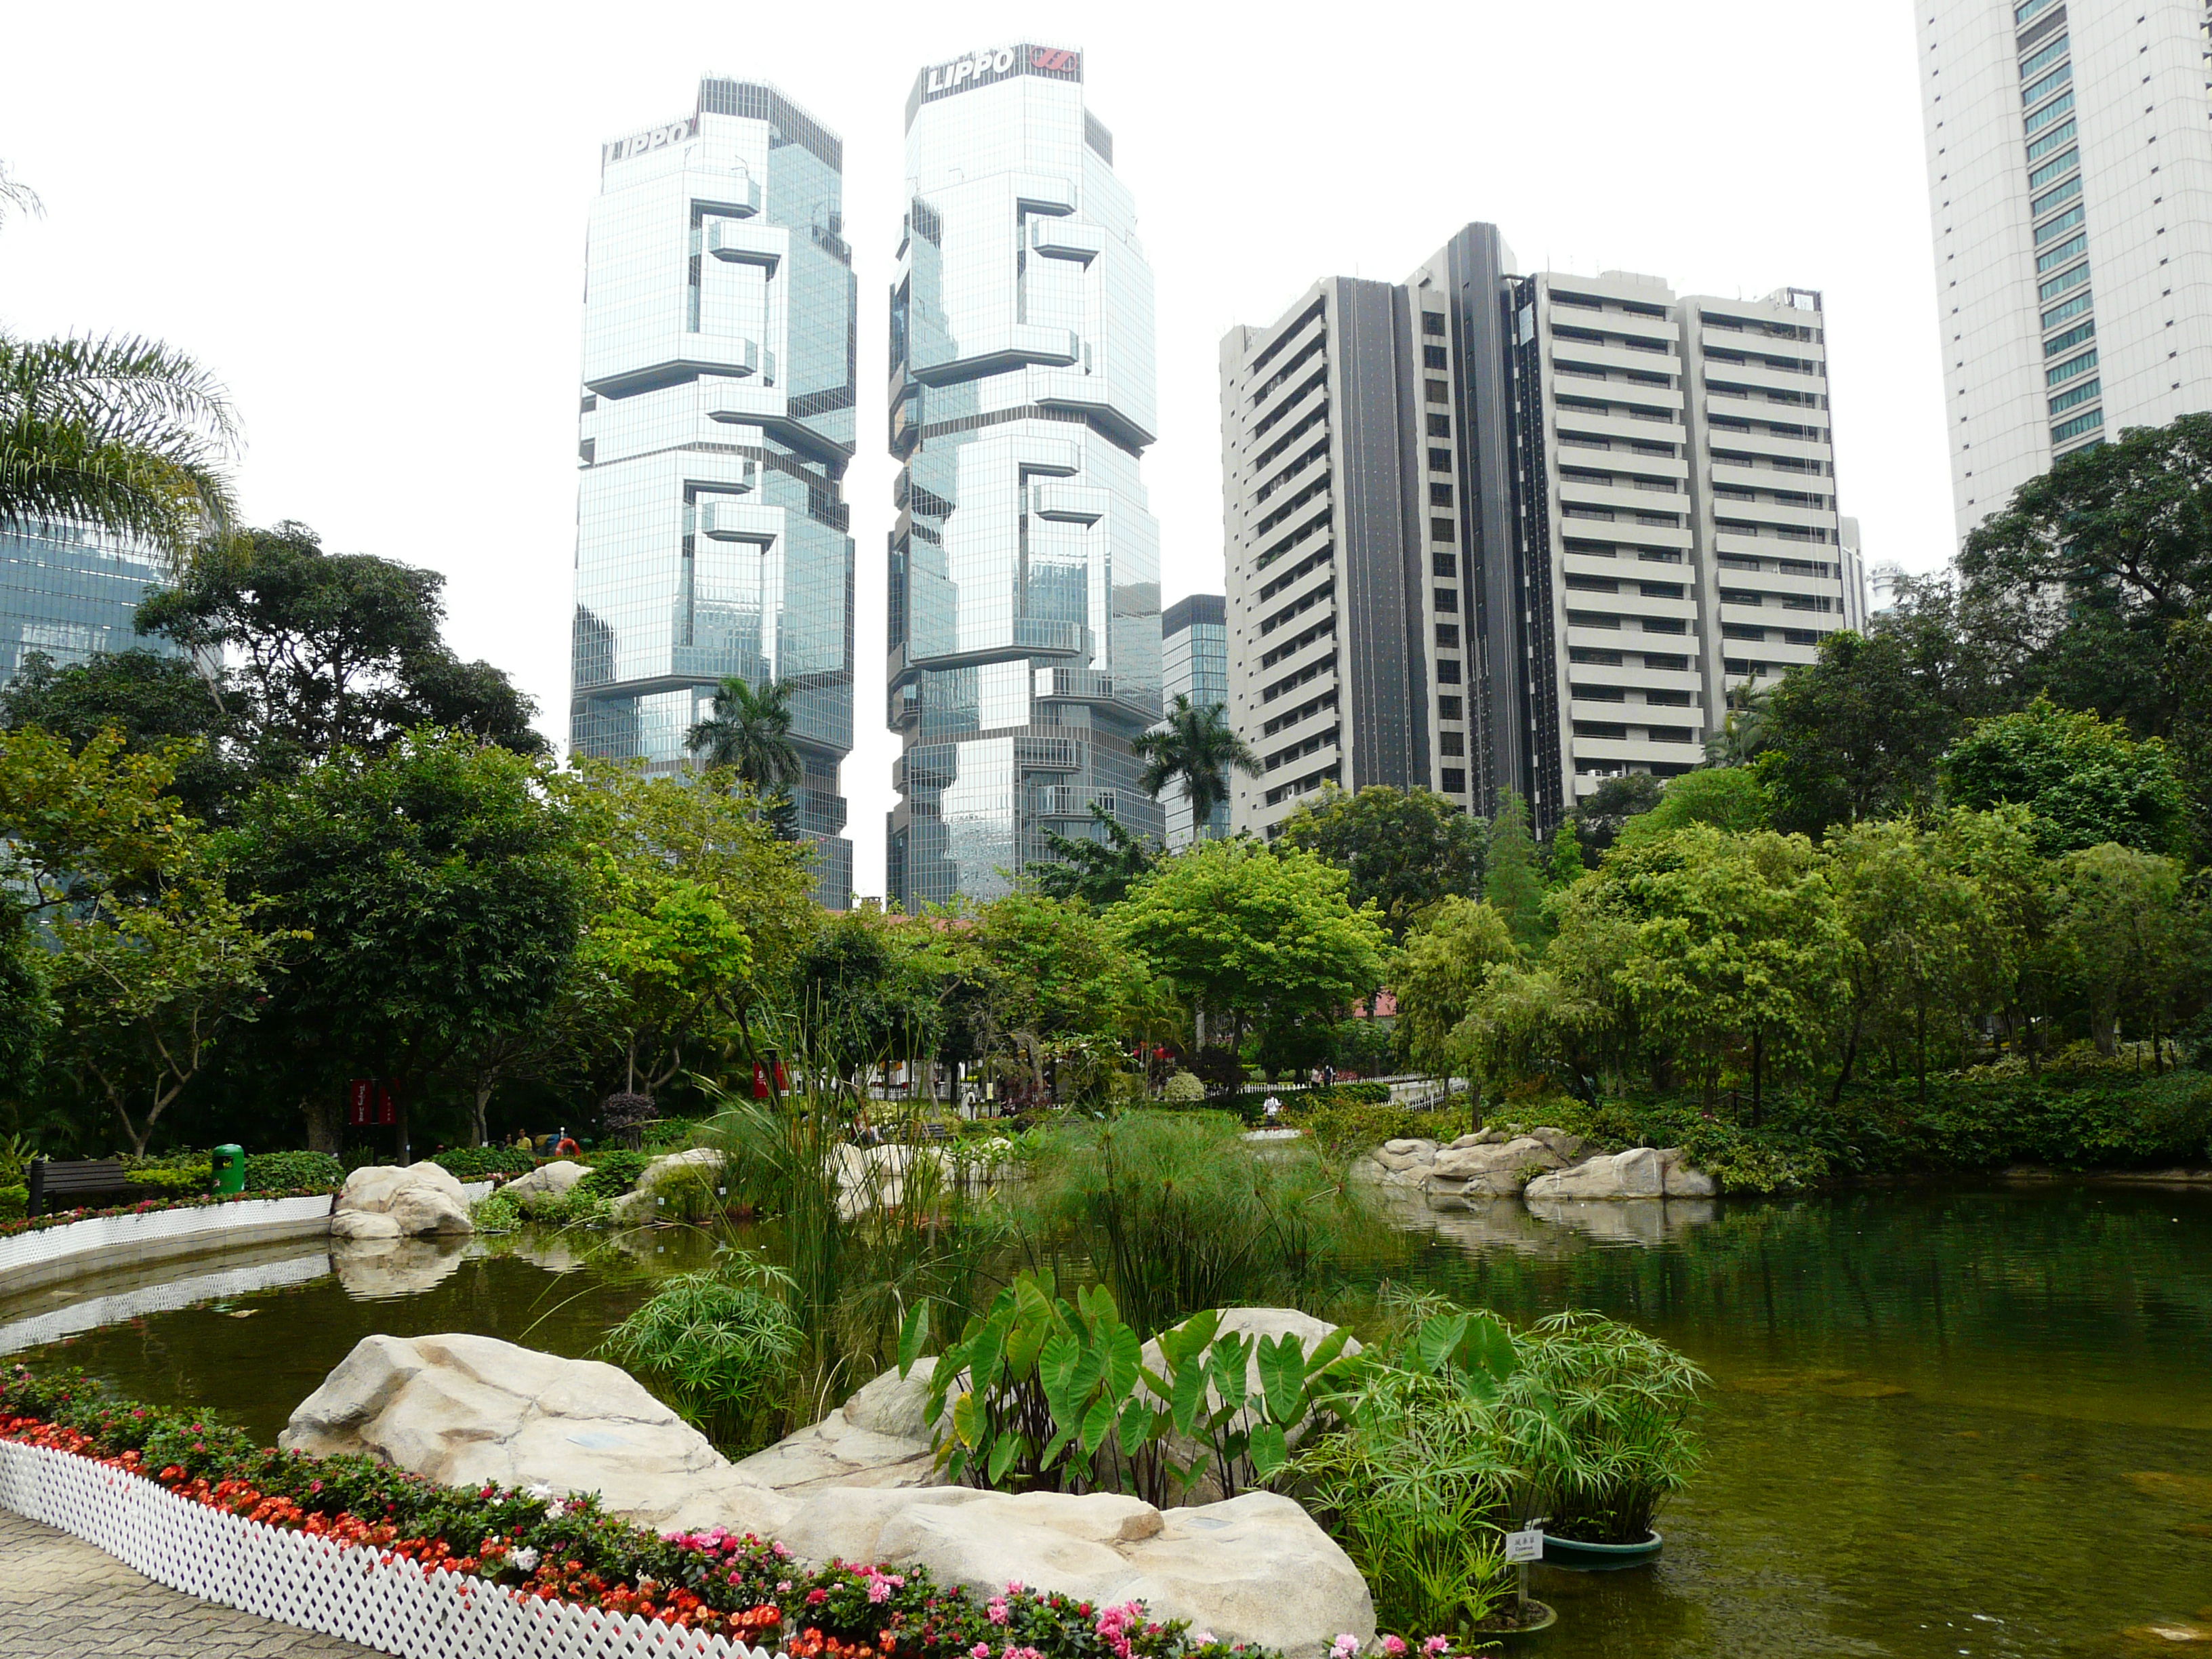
[{"x1": 1031, "y1": 48, "x2": 1079, "y2": 73}]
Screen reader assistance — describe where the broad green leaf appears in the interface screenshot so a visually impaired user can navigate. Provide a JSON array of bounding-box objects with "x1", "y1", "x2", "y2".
[
  {"x1": 1004, "y1": 1304, "x2": 1053, "y2": 1379},
  {"x1": 1040, "y1": 1425, "x2": 1075, "y2": 1471},
  {"x1": 1303, "y1": 1328, "x2": 1351, "y2": 1374},
  {"x1": 1100, "y1": 1320, "x2": 1142, "y2": 1400},
  {"x1": 1453, "y1": 1313, "x2": 1521, "y2": 1385},
  {"x1": 1255, "y1": 1333, "x2": 1307, "y2": 1425},
  {"x1": 1158, "y1": 1308, "x2": 1219, "y2": 1368},
  {"x1": 1247, "y1": 1422, "x2": 1289, "y2": 1478},
  {"x1": 1208, "y1": 1335, "x2": 1253, "y2": 1410},
  {"x1": 1170, "y1": 1352, "x2": 1209, "y2": 1437},
  {"x1": 897, "y1": 1301, "x2": 930, "y2": 1378},
  {"x1": 1116, "y1": 1396, "x2": 1151, "y2": 1453},
  {"x1": 968, "y1": 1319, "x2": 1006, "y2": 1394},
  {"x1": 987, "y1": 1431, "x2": 1020, "y2": 1486},
  {"x1": 1040, "y1": 1332, "x2": 1086, "y2": 1427},
  {"x1": 1081, "y1": 1394, "x2": 1118, "y2": 1457},
  {"x1": 951, "y1": 1389, "x2": 984, "y2": 1449},
  {"x1": 1412, "y1": 1314, "x2": 1469, "y2": 1378}
]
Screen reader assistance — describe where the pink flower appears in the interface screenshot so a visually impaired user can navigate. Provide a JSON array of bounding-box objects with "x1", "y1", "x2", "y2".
[
  {"x1": 1331, "y1": 1635, "x2": 1361, "y2": 1659},
  {"x1": 1422, "y1": 1639, "x2": 1451, "y2": 1657},
  {"x1": 1380, "y1": 1640, "x2": 1405, "y2": 1657},
  {"x1": 972, "y1": 1645, "x2": 992, "y2": 1658},
  {"x1": 987, "y1": 1599, "x2": 1010, "y2": 1625}
]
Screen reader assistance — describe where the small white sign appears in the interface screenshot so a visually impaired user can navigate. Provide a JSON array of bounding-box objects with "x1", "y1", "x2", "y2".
[{"x1": 1503, "y1": 1528, "x2": 1544, "y2": 1564}]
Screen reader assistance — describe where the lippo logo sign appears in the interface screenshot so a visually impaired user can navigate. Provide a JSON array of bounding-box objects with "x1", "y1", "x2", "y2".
[
  {"x1": 602, "y1": 117, "x2": 695, "y2": 168},
  {"x1": 920, "y1": 43, "x2": 1081, "y2": 102}
]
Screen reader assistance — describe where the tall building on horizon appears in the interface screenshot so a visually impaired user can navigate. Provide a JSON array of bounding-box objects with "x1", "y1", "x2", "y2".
[
  {"x1": 570, "y1": 77, "x2": 857, "y2": 909},
  {"x1": 886, "y1": 43, "x2": 1161, "y2": 909},
  {"x1": 1, "y1": 523, "x2": 187, "y2": 680},
  {"x1": 1918, "y1": 0, "x2": 2212, "y2": 542},
  {"x1": 1160, "y1": 593, "x2": 1228, "y2": 848},
  {"x1": 1221, "y1": 226, "x2": 1863, "y2": 839}
]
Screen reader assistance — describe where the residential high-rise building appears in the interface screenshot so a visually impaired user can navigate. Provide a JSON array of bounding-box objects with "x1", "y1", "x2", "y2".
[
  {"x1": 1917, "y1": 0, "x2": 2212, "y2": 540},
  {"x1": 886, "y1": 43, "x2": 1161, "y2": 909},
  {"x1": 1, "y1": 523, "x2": 185, "y2": 679},
  {"x1": 1159, "y1": 593, "x2": 1228, "y2": 848},
  {"x1": 1221, "y1": 226, "x2": 1863, "y2": 838},
  {"x1": 571, "y1": 79, "x2": 857, "y2": 909}
]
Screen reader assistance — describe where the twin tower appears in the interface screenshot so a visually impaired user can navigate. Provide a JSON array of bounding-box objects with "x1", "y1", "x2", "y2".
[{"x1": 569, "y1": 52, "x2": 1158, "y2": 912}]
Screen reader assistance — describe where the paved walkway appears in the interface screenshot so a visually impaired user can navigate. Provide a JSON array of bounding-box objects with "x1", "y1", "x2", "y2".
[{"x1": 0, "y1": 1505, "x2": 379, "y2": 1658}]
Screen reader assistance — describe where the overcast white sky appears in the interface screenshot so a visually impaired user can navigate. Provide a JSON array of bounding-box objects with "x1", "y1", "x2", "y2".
[{"x1": 3, "y1": 1, "x2": 1950, "y2": 900}]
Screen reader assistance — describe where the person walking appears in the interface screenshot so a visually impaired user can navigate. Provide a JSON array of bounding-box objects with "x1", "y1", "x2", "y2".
[{"x1": 1263, "y1": 1093, "x2": 1282, "y2": 1128}]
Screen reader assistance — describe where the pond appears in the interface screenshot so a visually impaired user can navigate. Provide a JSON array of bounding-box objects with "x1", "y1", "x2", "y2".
[{"x1": 5, "y1": 1183, "x2": 2209, "y2": 1659}]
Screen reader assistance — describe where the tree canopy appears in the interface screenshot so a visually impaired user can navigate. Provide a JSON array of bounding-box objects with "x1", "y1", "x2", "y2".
[
  {"x1": 1274, "y1": 785, "x2": 1487, "y2": 941},
  {"x1": 1940, "y1": 696, "x2": 2192, "y2": 859}
]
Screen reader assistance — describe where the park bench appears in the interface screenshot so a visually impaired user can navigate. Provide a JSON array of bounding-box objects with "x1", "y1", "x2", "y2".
[{"x1": 26, "y1": 1158, "x2": 148, "y2": 1218}]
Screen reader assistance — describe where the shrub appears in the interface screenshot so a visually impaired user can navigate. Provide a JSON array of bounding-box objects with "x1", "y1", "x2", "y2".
[
  {"x1": 642, "y1": 1116, "x2": 703, "y2": 1152},
  {"x1": 0, "y1": 1185, "x2": 24, "y2": 1221},
  {"x1": 1286, "y1": 1096, "x2": 1450, "y2": 1159},
  {"x1": 432, "y1": 1147, "x2": 537, "y2": 1181},
  {"x1": 123, "y1": 1166, "x2": 208, "y2": 1194},
  {"x1": 470, "y1": 1190, "x2": 522, "y2": 1232},
  {"x1": 575, "y1": 1149, "x2": 649, "y2": 1200},
  {"x1": 243, "y1": 1151, "x2": 343, "y2": 1192},
  {"x1": 598, "y1": 1257, "x2": 802, "y2": 1454},
  {"x1": 1160, "y1": 1071, "x2": 1208, "y2": 1105}
]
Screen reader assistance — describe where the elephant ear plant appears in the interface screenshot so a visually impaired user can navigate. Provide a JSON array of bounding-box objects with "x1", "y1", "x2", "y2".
[{"x1": 898, "y1": 1271, "x2": 1349, "y2": 1508}]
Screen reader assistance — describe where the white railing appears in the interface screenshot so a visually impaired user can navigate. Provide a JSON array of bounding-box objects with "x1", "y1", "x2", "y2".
[
  {"x1": 0, "y1": 1250, "x2": 332, "y2": 1356},
  {"x1": 0, "y1": 1195, "x2": 337, "y2": 1279},
  {"x1": 0, "y1": 1438, "x2": 786, "y2": 1659}
]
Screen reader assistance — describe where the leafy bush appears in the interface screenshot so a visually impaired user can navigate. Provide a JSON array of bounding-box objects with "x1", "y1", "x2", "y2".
[
  {"x1": 1160, "y1": 1071, "x2": 1207, "y2": 1105},
  {"x1": 1286, "y1": 1095, "x2": 1454, "y2": 1159},
  {"x1": 123, "y1": 1166, "x2": 208, "y2": 1194},
  {"x1": 0, "y1": 1185, "x2": 24, "y2": 1221},
  {"x1": 470, "y1": 1190, "x2": 522, "y2": 1232},
  {"x1": 576, "y1": 1149, "x2": 650, "y2": 1200},
  {"x1": 642, "y1": 1116, "x2": 704, "y2": 1152},
  {"x1": 243, "y1": 1151, "x2": 343, "y2": 1192},
  {"x1": 599, "y1": 1257, "x2": 802, "y2": 1453},
  {"x1": 432, "y1": 1146, "x2": 537, "y2": 1181}
]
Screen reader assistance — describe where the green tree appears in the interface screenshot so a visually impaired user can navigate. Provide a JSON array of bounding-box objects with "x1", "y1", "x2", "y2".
[
  {"x1": 2051, "y1": 843, "x2": 2195, "y2": 1059},
  {"x1": 1961, "y1": 411, "x2": 2212, "y2": 734},
  {"x1": 228, "y1": 731, "x2": 584, "y2": 1152},
  {"x1": 2167, "y1": 611, "x2": 2212, "y2": 851},
  {"x1": 0, "y1": 899, "x2": 50, "y2": 1109},
  {"x1": 1027, "y1": 806, "x2": 1161, "y2": 909},
  {"x1": 1618, "y1": 766, "x2": 1773, "y2": 846},
  {"x1": 1483, "y1": 791, "x2": 1544, "y2": 949},
  {"x1": 1611, "y1": 828, "x2": 1849, "y2": 1123},
  {"x1": 1110, "y1": 838, "x2": 1388, "y2": 1054},
  {"x1": 1275, "y1": 785, "x2": 1488, "y2": 941},
  {"x1": 1938, "y1": 805, "x2": 2060, "y2": 1074},
  {"x1": 1, "y1": 333, "x2": 237, "y2": 568},
  {"x1": 136, "y1": 520, "x2": 544, "y2": 787},
  {"x1": 1760, "y1": 628, "x2": 1969, "y2": 834},
  {"x1": 1130, "y1": 693, "x2": 1258, "y2": 838},
  {"x1": 1940, "y1": 695, "x2": 2192, "y2": 858},
  {"x1": 685, "y1": 676, "x2": 804, "y2": 798},
  {"x1": 0, "y1": 649, "x2": 243, "y2": 822},
  {"x1": 1570, "y1": 773, "x2": 1663, "y2": 856},
  {"x1": 573, "y1": 869, "x2": 754, "y2": 1101},
  {"x1": 1544, "y1": 817, "x2": 1587, "y2": 888},
  {"x1": 1393, "y1": 896, "x2": 1520, "y2": 1076}
]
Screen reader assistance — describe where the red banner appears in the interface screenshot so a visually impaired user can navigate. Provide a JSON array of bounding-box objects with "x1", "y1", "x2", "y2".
[{"x1": 347, "y1": 1080, "x2": 396, "y2": 1126}]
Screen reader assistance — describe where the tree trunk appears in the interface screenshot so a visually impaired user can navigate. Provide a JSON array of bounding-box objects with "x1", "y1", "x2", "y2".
[
  {"x1": 1749, "y1": 1030, "x2": 1764, "y2": 1129},
  {"x1": 1826, "y1": 1012, "x2": 1862, "y2": 1113},
  {"x1": 470, "y1": 1083, "x2": 492, "y2": 1149},
  {"x1": 302, "y1": 1093, "x2": 342, "y2": 1154},
  {"x1": 2091, "y1": 1002, "x2": 2117, "y2": 1057}
]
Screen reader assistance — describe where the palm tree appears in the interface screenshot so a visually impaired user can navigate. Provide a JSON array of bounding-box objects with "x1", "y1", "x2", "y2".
[
  {"x1": 687, "y1": 674, "x2": 805, "y2": 794},
  {"x1": 0, "y1": 333, "x2": 239, "y2": 571},
  {"x1": 1131, "y1": 694, "x2": 1260, "y2": 838}
]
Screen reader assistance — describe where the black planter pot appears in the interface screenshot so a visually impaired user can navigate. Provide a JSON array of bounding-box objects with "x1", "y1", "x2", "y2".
[{"x1": 1540, "y1": 1530, "x2": 1663, "y2": 1570}]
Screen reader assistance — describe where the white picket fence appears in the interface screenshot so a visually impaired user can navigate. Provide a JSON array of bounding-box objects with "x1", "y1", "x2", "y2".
[{"x1": 0, "y1": 1438, "x2": 787, "y2": 1659}]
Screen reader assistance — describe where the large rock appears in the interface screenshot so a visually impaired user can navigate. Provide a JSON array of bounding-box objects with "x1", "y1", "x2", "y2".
[
  {"x1": 279, "y1": 1332, "x2": 792, "y2": 1536},
  {"x1": 1655, "y1": 1147, "x2": 1719, "y2": 1197},
  {"x1": 505, "y1": 1160, "x2": 590, "y2": 1202},
  {"x1": 779, "y1": 1486, "x2": 1370, "y2": 1659},
  {"x1": 333, "y1": 1161, "x2": 473, "y2": 1236},
  {"x1": 1426, "y1": 1136, "x2": 1566, "y2": 1198},
  {"x1": 734, "y1": 1357, "x2": 945, "y2": 1494},
  {"x1": 1523, "y1": 1146, "x2": 1665, "y2": 1200},
  {"x1": 283, "y1": 1331, "x2": 1371, "y2": 1658},
  {"x1": 641, "y1": 1147, "x2": 723, "y2": 1189}
]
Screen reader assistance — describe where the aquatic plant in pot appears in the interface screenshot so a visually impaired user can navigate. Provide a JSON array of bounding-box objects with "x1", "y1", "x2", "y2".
[{"x1": 1504, "y1": 1310, "x2": 1706, "y2": 1566}]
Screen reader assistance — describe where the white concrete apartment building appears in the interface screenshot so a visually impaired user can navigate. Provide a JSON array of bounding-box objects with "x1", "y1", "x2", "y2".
[
  {"x1": 1918, "y1": 0, "x2": 2212, "y2": 541},
  {"x1": 1509, "y1": 270, "x2": 1866, "y2": 814},
  {"x1": 1218, "y1": 232, "x2": 1866, "y2": 841}
]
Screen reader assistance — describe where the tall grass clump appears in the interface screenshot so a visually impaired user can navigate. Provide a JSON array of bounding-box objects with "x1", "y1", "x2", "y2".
[
  {"x1": 1011, "y1": 1109, "x2": 1375, "y2": 1336},
  {"x1": 599, "y1": 1252, "x2": 804, "y2": 1454}
]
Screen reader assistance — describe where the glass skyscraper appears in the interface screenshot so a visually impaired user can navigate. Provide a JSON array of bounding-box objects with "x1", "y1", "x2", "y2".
[
  {"x1": 1, "y1": 523, "x2": 184, "y2": 680},
  {"x1": 571, "y1": 78, "x2": 857, "y2": 908},
  {"x1": 1160, "y1": 593, "x2": 1228, "y2": 848},
  {"x1": 886, "y1": 43, "x2": 1161, "y2": 909}
]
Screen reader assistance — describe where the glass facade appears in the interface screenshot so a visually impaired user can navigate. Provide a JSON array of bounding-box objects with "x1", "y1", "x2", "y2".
[
  {"x1": 571, "y1": 79, "x2": 857, "y2": 908},
  {"x1": 1160, "y1": 593, "x2": 1227, "y2": 848},
  {"x1": 0, "y1": 523, "x2": 184, "y2": 679},
  {"x1": 886, "y1": 45, "x2": 1161, "y2": 909}
]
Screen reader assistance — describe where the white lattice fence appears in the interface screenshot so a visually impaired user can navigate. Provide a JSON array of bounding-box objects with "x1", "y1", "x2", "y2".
[{"x1": 0, "y1": 1439, "x2": 786, "y2": 1659}]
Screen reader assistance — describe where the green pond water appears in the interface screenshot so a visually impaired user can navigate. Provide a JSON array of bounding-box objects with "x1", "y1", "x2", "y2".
[{"x1": 5, "y1": 1185, "x2": 2209, "y2": 1658}]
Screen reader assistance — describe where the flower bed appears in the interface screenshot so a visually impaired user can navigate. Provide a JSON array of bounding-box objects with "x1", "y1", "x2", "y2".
[{"x1": 0, "y1": 1366, "x2": 1398, "y2": 1659}]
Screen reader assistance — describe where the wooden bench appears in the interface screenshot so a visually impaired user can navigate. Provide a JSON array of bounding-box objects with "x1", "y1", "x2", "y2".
[{"x1": 26, "y1": 1159, "x2": 147, "y2": 1218}]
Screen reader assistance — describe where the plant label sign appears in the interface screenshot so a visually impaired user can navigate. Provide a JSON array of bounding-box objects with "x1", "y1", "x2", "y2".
[{"x1": 1504, "y1": 1529, "x2": 1545, "y2": 1564}]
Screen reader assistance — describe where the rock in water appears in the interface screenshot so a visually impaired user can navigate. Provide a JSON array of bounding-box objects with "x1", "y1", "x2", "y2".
[
  {"x1": 1523, "y1": 1146, "x2": 1666, "y2": 1200},
  {"x1": 504, "y1": 1160, "x2": 590, "y2": 1202},
  {"x1": 333, "y1": 1160, "x2": 474, "y2": 1236}
]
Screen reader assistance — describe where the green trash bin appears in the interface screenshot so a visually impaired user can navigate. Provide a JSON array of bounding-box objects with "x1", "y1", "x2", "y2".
[{"x1": 211, "y1": 1144, "x2": 246, "y2": 1195}]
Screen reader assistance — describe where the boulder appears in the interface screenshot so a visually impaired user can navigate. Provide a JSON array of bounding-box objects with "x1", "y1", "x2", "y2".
[
  {"x1": 333, "y1": 1160, "x2": 474, "y2": 1237},
  {"x1": 781, "y1": 1486, "x2": 1370, "y2": 1659},
  {"x1": 1370, "y1": 1139, "x2": 1437, "y2": 1173},
  {"x1": 505, "y1": 1160, "x2": 590, "y2": 1202},
  {"x1": 1444, "y1": 1130, "x2": 1507, "y2": 1150},
  {"x1": 640, "y1": 1147, "x2": 722, "y2": 1189},
  {"x1": 1425, "y1": 1136, "x2": 1565, "y2": 1197},
  {"x1": 1655, "y1": 1147, "x2": 1719, "y2": 1197},
  {"x1": 733, "y1": 1357, "x2": 945, "y2": 1494},
  {"x1": 328, "y1": 1209, "x2": 402, "y2": 1241},
  {"x1": 279, "y1": 1332, "x2": 792, "y2": 1536},
  {"x1": 1528, "y1": 1128, "x2": 1594, "y2": 1166},
  {"x1": 1523, "y1": 1146, "x2": 1664, "y2": 1200}
]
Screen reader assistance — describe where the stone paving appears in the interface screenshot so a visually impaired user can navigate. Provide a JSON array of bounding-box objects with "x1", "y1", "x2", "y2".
[{"x1": 0, "y1": 1505, "x2": 379, "y2": 1658}]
